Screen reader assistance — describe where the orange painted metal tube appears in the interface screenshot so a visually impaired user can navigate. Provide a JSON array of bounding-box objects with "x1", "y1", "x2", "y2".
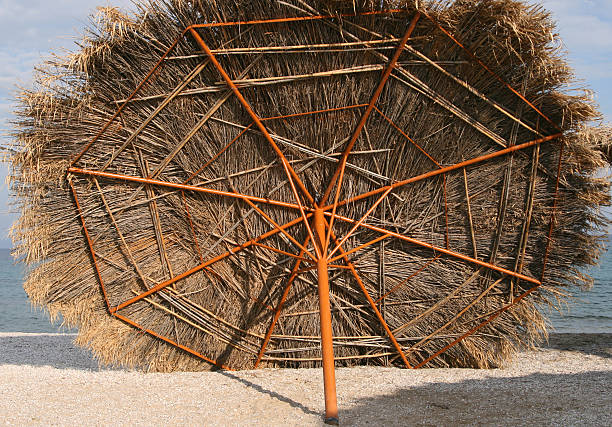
[
  {"x1": 190, "y1": 9, "x2": 406, "y2": 29},
  {"x1": 236, "y1": 190, "x2": 316, "y2": 261},
  {"x1": 327, "y1": 229, "x2": 412, "y2": 369},
  {"x1": 70, "y1": 30, "x2": 188, "y2": 166},
  {"x1": 112, "y1": 312, "x2": 231, "y2": 370},
  {"x1": 414, "y1": 284, "x2": 540, "y2": 369},
  {"x1": 71, "y1": 8, "x2": 407, "y2": 167},
  {"x1": 329, "y1": 211, "x2": 541, "y2": 285},
  {"x1": 75, "y1": 182, "x2": 231, "y2": 370},
  {"x1": 373, "y1": 106, "x2": 440, "y2": 167},
  {"x1": 422, "y1": 11, "x2": 561, "y2": 133},
  {"x1": 70, "y1": 182, "x2": 111, "y2": 310},
  {"x1": 374, "y1": 255, "x2": 441, "y2": 304},
  {"x1": 252, "y1": 242, "x2": 313, "y2": 263},
  {"x1": 68, "y1": 166, "x2": 304, "y2": 212},
  {"x1": 188, "y1": 28, "x2": 315, "y2": 206},
  {"x1": 314, "y1": 207, "x2": 339, "y2": 423},
  {"x1": 322, "y1": 12, "x2": 421, "y2": 254},
  {"x1": 183, "y1": 123, "x2": 254, "y2": 185},
  {"x1": 321, "y1": 12, "x2": 421, "y2": 205},
  {"x1": 111, "y1": 214, "x2": 309, "y2": 313},
  {"x1": 254, "y1": 235, "x2": 312, "y2": 368},
  {"x1": 294, "y1": 264, "x2": 352, "y2": 274},
  {"x1": 189, "y1": 25, "x2": 321, "y2": 257},
  {"x1": 323, "y1": 132, "x2": 562, "y2": 211},
  {"x1": 327, "y1": 186, "x2": 393, "y2": 260},
  {"x1": 327, "y1": 233, "x2": 391, "y2": 264},
  {"x1": 283, "y1": 161, "x2": 321, "y2": 259}
]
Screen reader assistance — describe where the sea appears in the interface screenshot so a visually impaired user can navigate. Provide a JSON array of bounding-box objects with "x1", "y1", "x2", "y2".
[{"x1": 0, "y1": 247, "x2": 611, "y2": 334}]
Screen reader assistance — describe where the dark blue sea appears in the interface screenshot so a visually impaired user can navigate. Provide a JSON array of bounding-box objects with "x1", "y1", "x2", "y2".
[{"x1": 0, "y1": 247, "x2": 610, "y2": 333}]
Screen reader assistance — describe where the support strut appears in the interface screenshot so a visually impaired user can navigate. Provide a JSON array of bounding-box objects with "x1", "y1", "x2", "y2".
[{"x1": 314, "y1": 207, "x2": 339, "y2": 425}]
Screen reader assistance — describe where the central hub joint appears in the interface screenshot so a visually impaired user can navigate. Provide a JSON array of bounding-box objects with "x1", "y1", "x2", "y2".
[{"x1": 313, "y1": 206, "x2": 328, "y2": 259}]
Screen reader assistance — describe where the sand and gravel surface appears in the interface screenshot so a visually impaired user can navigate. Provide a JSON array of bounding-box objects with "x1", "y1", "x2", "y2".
[{"x1": 1, "y1": 332, "x2": 610, "y2": 426}]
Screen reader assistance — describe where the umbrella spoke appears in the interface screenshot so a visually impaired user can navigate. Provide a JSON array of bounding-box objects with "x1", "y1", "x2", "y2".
[
  {"x1": 237, "y1": 195, "x2": 316, "y2": 261},
  {"x1": 70, "y1": 182, "x2": 111, "y2": 310},
  {"x1": 70, "y1": 31, "x2": 187, "y2": 166},
  {"x1": 322, "y1": 132, "x2": 562, "y2": 211},
  {"x1": 18, "y1": 2, "x2": 605, "y2": 413},
  {"x1": 183, "y1": 123, "x2": 254, "y2": 185},
  {"x1": 110, "y1": 214, "x2": 308, "y2": 313},
  {"x1": 326, "y1": 225, "x2": 412, "y2": 369},
  {"x1": 329, "y1": 211, "x2": 541, "y2": 285},
  {"x1": 188, "y1": 27, "x2": 315, "y2": 206},
  {"x1": 68, "y1": 166, "x2": 304, "y2": 212},
  {"x1": 254, "y1": 235, "x2": 312, "y2": 368},
  {"x1": 113, "y1": 312, "x2": 231, "y2": 370},
  {"x1": 252, "y1": 242, "x2": 314, "y2": 264},
  {"x1": 321, "y1": 13, "x2": 421, "y2": 251},
  {"x1": 372, "y1": 106, "x2": 441, "y2": 168},
  {"x1": 327, "y1": 187, "x2": 393, "y2": 259},
  {"x1": 99, "y1": 59, "x2": 211, "y2": 173},
  {"x1": 414, "y1": 282, "x2": 542, "y2": 369},
  {"x1": 421, "y1": 10, "x2": 562, "y2": 133}
]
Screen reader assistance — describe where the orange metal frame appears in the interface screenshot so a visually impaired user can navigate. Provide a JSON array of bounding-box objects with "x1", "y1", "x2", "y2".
[{"x1": 67, "y1": 8, "x2": 565, "y2": 424}]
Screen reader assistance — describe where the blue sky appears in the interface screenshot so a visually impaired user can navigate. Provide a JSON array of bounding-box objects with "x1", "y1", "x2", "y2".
[{"x1": 0, "y1": 0, "x2": 610, "y2": 248}]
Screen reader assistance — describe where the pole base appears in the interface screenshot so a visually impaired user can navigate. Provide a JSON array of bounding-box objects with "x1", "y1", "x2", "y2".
[{"x1": 324, "y1": 417, "x2": 340, "y2": 425}]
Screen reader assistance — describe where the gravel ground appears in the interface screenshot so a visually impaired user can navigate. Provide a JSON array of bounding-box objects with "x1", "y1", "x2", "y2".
[{"x1": 0, "y1": 332, "x2": 610, "y2": 426}]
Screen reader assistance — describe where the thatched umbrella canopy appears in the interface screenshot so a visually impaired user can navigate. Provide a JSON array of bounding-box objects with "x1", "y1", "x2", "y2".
[{"x1": 6, "y1": 0, "x2": 611, "y2": 375}]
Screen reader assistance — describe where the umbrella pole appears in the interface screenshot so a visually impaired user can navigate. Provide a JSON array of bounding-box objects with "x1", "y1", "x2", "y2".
[{"x1": 314, "y1": 207, "x2": 339, "y2": 425}]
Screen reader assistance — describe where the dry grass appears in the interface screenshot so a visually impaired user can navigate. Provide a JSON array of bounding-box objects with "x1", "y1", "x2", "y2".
[{"x1": 4, "y1": 0, "x2": 611, "y2": 371}]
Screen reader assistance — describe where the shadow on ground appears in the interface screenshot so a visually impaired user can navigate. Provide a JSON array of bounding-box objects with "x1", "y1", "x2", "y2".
[
  {"x1": 0, "y1": 334, "x2": 104, "y2": 370},
  {"x1": 341, "y1": 370, "x2": 612, "y2": 426},
  {"x1": 0, "y1": 334, "x2": 319, "y2": 417},
  {"x1": 220, "y1": 370, "x2": 320, "y2": 417},
  {"x1": 544, "y1": 333, "x2": 612, "y2": 359},
  {"x1": 2, "y1": 333, "x2": 610, "y2": 424}
]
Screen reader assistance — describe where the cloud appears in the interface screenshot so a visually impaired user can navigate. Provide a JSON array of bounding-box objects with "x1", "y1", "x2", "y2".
[
  {"x1": 539, "y1": 0, "x2": 612, "y2": 121},
  {"x1": 0, "y1": 49, "x2": 39, "y2": 90},
  {"x1": 0, "y1": 48, "x2": 44, "y2": 149},
  {"x1": 541, "y1": 0, "x2": 612, "y2": 52},
  {"x1": 0, "y1": 0, "x2": 136, "y2": 122},
  {"x1": 0, "y1": 0, "x2": 135, "y2": 51}
]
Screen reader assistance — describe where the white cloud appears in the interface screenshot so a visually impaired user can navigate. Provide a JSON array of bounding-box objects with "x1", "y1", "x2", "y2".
[
  {"x1": 571, "y1": 58, "x2": 612, "y2": 81},
  {"x1": 539, "y1": 0, "x2": 612, "y2": 120},
  {"x1": 0, "y1": 0, "x2": 135, "y2": 50},
  {"x1": 0, "y1": 50, "x2": 39, "y2": 89},
  {"x1": 541, "y1": 1, "x2": 612, "y2": 52}
]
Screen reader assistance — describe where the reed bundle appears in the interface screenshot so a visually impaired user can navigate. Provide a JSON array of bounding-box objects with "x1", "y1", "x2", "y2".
[{"x1": 6, "y1": 0, "x2": 611, "y2": 371}]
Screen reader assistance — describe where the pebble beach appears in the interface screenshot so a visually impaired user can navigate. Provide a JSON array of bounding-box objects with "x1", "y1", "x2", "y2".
[{"x1": 0, "y1": 332, "x2": 610, "y2": 426}]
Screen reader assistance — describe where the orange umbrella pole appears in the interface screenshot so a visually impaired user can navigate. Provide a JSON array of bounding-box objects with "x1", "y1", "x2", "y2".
[{"x1": 314, "y1": 207, "x2": 339, "y2": 425}]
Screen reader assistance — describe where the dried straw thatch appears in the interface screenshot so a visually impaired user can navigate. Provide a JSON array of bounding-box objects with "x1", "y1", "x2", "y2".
[{"x1": 6, "y1": 0, "x2": 611, "y2": 371}]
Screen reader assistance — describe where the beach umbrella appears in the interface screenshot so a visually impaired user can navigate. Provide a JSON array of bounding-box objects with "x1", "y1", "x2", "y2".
[{"x1": 8, "y1": 0, "x2": 610, "y2": 423}]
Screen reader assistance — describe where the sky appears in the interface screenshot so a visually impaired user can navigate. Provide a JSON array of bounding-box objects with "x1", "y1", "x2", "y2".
[{"x1": 0, "y1": 0, "x2": 611, "y2": 249}]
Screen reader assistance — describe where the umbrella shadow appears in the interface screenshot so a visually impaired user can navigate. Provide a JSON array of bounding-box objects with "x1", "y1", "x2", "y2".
[
  {"x1": 0, "y1": 334, "x2": 319, "y2": 416},
  {"x1": 340, "y1": 370, "x2": 612, "y2": 426},
  {"x1": 542, "y1": 333, "x2": 612, "y2": 359},
  {"x1": 0, "y1": 333, "x2": 108, "y2": 370},
  {"x1": 219, "y1": 370, "x2": 320, "y2": 417}
]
